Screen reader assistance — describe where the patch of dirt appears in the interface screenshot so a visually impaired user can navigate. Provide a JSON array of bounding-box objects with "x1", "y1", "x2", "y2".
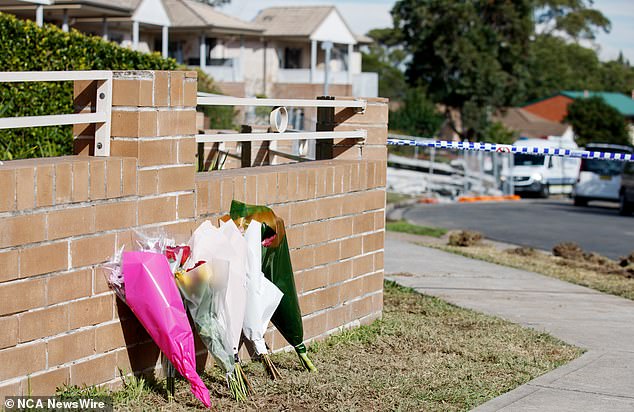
[
  {"x1": 448, "y1": 230, "x2": 483, "y2": 247},
  {"x1": 552, "y1": 242, "x2": 634, "y2": 279},
  {"x1": 506, "y1": 247, "x2": 537, "y2": 257}
]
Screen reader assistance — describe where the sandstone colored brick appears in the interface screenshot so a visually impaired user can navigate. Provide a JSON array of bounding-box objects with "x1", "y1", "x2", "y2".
[
  {"x1": 0, "y1": 342, "x2": 46, "y2": 381},
  {"x1": 333, "y1": 102, "x2": 388, "y2": 125},
  {"x1": 110, "y1": 139, "x2": 139, "y2": 158},
  {"x1": 340, "y1": 276, "x2": 364, "y2": 303},
  {"x1": 361, "y1": 145, "x2": 387, "y2": 161},
  {"x1": 0, "y1": 213, "x2": 46, "y2": 248},
  {"x1": 327, "y1": 305, "x2": 351, "y2": 331},
  {"x1": 374, "y1": 251, "x2": 384, "y2": 272},
  {"x1": 0, "y1": 315, "x2": 18, "y2": 349},
  {"x1": 195, "y1": 179, "x2": 209, "y2": 215},
  {"x1": 106, "y1": 158, "x2": 122, "y2": 198},
  {"x1": 95, "y1": 201, "x2": 137, "y2": 231},
  {"x1": 169, "y1": 71, "x2": 185, "y2": 106},
  {"x1": 177, "y1": 137, "x2": 197, "y2": 164},
  {"x1": 19, "y1": 241, "x2": 68, "y2": 278},
  {"x1": 122, "y1": 158, "x2": 137, "y2": 196},
  {"x1": 299, "y1": 286, "x2": 339, "y2": 315},
  {"x1": 18, "y1": 304, "x2": 69, "y2": 343},
  {"x1": 0, "y1": 249, "x2": 19, "y2": 283},
  {"x1": 353, "y1": 213, "x2": 375, "y2": 234},
  {"x1": 300, "y1": 267, "x2": 329, "y2": 293},
  {"x1": 353, "y1": 254, "x2": 374, "y2": 278},
  {"x1": 363, "y1": 271, "x2": 384, "y2": 295},
  {"x1": 94, "y1": 267, "x2": 112, "y2": 295},
  {"x1": 69, "y1": 294, "x2": 113, "y2": 329},
  {"x1": 89, "y1": 158, "x2": 106, "y2": 200},
  {"x1": 314, "y1": 241, "x2": 340, "y2": 266},
  {"x1": 138, "y1": 196, "x2": 177, "y2": 225},
  {"x1": 302, "y1": 311, "x2": 328, "y2": 340},
  {"x1": 0, "y1": 169, "x2": 15, "y2": 211},
  {"x1": 184, "y1": 79, "x2": 197, "y2": 107},
  {"x1": 137, "y1": 169, "x2": 158, "y2": 195},
  {"x1": 116, "y1": 340, "x2": 160, "y2": 374},
  {"x1": 36, "y1": 164, "x2": 54, "y2": 207},
  {"x1": 290, "y1": 247, "x2": 314, "y2": 271},
  {"x1": 47, "y1": 328, "x2": 95, "y2": 367},
  {"x1": 0, "y1": 381, "x2": 22, "y2": 398},
  {"x1": 340, "y1": 236, "x2": 362, "y2": 260},
  {"x1": 351, "y1": 294, "x2": 373, "y2": 320},
  {"x1": 328, "y1": 216, "x2": 353, "y2": 240},
  {"x1": 95, "y1": 321, "x2": 127, "y2": 353},
  {"x1": 48, "y1": 206, "x2": 95, "y2": 240},
  {"x1": 112, "y1": 79, "x2": 153, "y2": 106},
  {"x1": 277, "y1": 171, "x2": 288, "y2": 200},
  {"x1": 54, "y1": 162, "x2": 72, "y2": 204},
  {"x1": 0, "y1": 278, "x2": 46, "y2": 316},
  {"x1": 290, "y1": 201, "x2": 317, "y2": 225},
  {"x1": 16, "y1": 166, "x2": 35, "y2": 209},
  {"x1": 177, "y1": 193, "x2": 195, "y2": 219},
  {"x1": 138, "y1": 139, "x2": 177, "y2": 167},
  {"x1": 220, "y1": 177, "x2": 233, "y2": 212},
  {"x1": 362, "y1": 231, "x2": 384, "y2": 254},
  {"x1": 111, "y1": 110, "x2": 157, "y2": 138},
  {"x1": 47, "y1": 269, "x2": 92, "y2": 305},
  {"x1": 157, "y1": 165, "x2": 195, "y2": 193},
  {"x1": 304, "y1": 221, "x2": 329, "y2": 245},
  {"x1": 328, "y1": 259, "x2": 353, "y2": 284},
  {"x1": 71, "y1": 233, "x2": 116, "y2": 268},
  {"x1": 154, "y1": 71, "x2": 169, "y2": 106},
  {"x1": 27, "y1": 367, "x2": 70, "y2": 396},
  {"x1": 70, "y1": 352, "x2": 117, "y2": 387},
  {"x1": 72, "y1": 160, "x2": 89, "y2": 202},
  {"x1": 244, "y1": 175, "x2": 256, "y2": 204}
]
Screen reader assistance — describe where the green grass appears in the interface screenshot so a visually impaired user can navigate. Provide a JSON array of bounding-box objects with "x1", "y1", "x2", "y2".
[
  {"x1": 57, "y1": 281, "x2": 580, "y2": 411},
  {"x1": 386, "y1": 192, "x2": 413, "y2": 204},
  {"x1": 433, "y1": 244, "x2": 634, "y2": 301},
  {"x1": 386, "y1": 220, "x2": 448, "y2": 238}
]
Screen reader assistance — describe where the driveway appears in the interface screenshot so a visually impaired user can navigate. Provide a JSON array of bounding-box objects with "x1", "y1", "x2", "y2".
[{"x1": 401, "y1": 199, "x2": 634, "y2": 260}]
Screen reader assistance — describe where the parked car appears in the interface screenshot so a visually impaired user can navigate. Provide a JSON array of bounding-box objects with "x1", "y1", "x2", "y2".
[
  {"x1": 573, "y1": 144, "x2": 633, "y2": 206},
  {"x1": 620, "y1": 159, "x2": 634, "y2": 216},
  {"x1": 510, "y1": 137, "x2": 580, "y2": 198}
]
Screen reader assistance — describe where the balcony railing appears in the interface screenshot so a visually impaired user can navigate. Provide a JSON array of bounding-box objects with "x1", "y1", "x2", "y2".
[{"x1": 0, "y1": 71, "x2": 112, "y2": 156}]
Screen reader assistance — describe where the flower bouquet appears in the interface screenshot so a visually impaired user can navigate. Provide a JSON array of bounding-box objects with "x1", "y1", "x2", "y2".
[
  {"x1": 224, "y1": 200, "x2": 317, "y2": 372},
  {"x1": 188, "y1": 221, "x2": 252, "y2": 400},
  {"x1": 242, "y1": 219, "x2": 284, "y2": 379},
  {"x1": 104, "y1": 248, "x2": 211, "y2": 408}
]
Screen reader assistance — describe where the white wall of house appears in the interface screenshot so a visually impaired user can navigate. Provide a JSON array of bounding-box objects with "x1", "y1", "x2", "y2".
[{"x1": 310, "y1": 9, "x2": 356, "y2": 45}]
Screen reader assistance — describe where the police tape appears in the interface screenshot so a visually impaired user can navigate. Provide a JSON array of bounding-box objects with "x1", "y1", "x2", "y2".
[{"x1": 387, "y1": 138, "x2": 634, "y2": 162}]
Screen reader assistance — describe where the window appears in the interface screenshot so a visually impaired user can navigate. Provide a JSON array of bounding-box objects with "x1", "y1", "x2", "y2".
[{"x1": 284, "y1": 47, "x2": 302, "y2": 69}]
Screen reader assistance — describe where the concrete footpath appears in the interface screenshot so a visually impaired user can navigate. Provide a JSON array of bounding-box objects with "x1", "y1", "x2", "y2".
[{"x1": 385, "y1": 233, "x2": 634, "y2": 412}]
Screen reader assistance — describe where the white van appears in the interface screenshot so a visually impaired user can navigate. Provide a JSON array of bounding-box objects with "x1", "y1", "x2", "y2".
[
  {"x1": 573, "y1": 144, "x2": 633, "y2": 206},
  {"x1": 510, "y1": 137, "x2": 581, "y2": 197}
]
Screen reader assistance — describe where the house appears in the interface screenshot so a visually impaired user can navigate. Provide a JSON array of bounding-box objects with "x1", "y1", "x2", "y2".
[
  {"x1": 522, "y1": 91, "x2": 634, "y2": 122},
  {"x1": 493, "y1": 107, "x2": 574, "y2": 141},
  {"x1": 0, "y1": 1, "x2": 377, "y2": 103},
  {"x1": 522, "y1": 91, "x2": 634, "y2": 143}
]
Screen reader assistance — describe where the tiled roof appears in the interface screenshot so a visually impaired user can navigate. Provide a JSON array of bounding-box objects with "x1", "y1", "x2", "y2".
[
  {"x1": 163, "y1": 0, "x2": 261, "y2": 32},
  {"x1": 561, "y1": 91, "x2": 634, "y2": 117},
  {"x1": 494, "y1": 108, "x2": 570, "y2": 138},
  {"x1": 253, "y1": 6, "x2": 334, "y2": 37}
]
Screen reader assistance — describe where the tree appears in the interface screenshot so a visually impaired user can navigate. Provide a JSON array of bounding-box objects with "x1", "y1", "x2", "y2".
[
  {"x1": 391, "y1": 0, "x2": 534, "y2": 137},
  {"x1": 564, "y1": 96, "x2": 630, "y2": 146},
  {"x1": 534, "y1": 0, "x2": 610, "y2": 40},
  {"x1": 361, "y1": 28, "x2": 408, "y2": 101},
  {"x1": 389, "y1": 87, "x2": 443, "y2": 137}
]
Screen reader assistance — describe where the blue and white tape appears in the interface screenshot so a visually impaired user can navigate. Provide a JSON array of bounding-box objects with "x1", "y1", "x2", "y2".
[{"x1": 387, "y1": 138, "x2": 634, "y2": 162}]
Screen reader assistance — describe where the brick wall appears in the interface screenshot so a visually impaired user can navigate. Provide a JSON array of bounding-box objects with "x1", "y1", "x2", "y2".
[{"x1": 0, "y1": 70, "x2": 387, "y2": 398}]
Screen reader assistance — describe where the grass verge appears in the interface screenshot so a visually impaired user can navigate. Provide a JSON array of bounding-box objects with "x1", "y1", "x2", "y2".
[
  {"x1": 433, "y1": 244, "x2": 634, "y2": 301},
  {"x1": 386, "y1": 220, "x2": 448, "y2": 238},
  {"x1": 58, "y1": 281, "x2": 580, "y2": 411}
]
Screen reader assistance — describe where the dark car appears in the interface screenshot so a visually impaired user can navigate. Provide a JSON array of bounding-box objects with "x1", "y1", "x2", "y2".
[{"x1": 620, "y1": 160, "x2": 634, "y2": 216}]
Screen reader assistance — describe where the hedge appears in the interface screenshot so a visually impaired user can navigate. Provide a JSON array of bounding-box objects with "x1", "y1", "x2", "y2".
[{"x1": 0, "y1": 12, "x2": 178, "y2": 160}]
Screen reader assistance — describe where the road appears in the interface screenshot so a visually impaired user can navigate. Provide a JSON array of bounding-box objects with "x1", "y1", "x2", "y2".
[{"x1": 402, "y1": 198, "x2": 634, "y2": 259}]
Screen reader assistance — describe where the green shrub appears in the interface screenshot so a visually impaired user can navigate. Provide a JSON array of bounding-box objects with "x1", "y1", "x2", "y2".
[{"x1": 0, "y1": 12, "x2": 177, "y2": 160}]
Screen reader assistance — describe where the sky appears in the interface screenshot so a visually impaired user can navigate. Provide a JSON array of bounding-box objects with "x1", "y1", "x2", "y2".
[{"x1": 219, "y1": 0, "x2": 634, "y2": 63}]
